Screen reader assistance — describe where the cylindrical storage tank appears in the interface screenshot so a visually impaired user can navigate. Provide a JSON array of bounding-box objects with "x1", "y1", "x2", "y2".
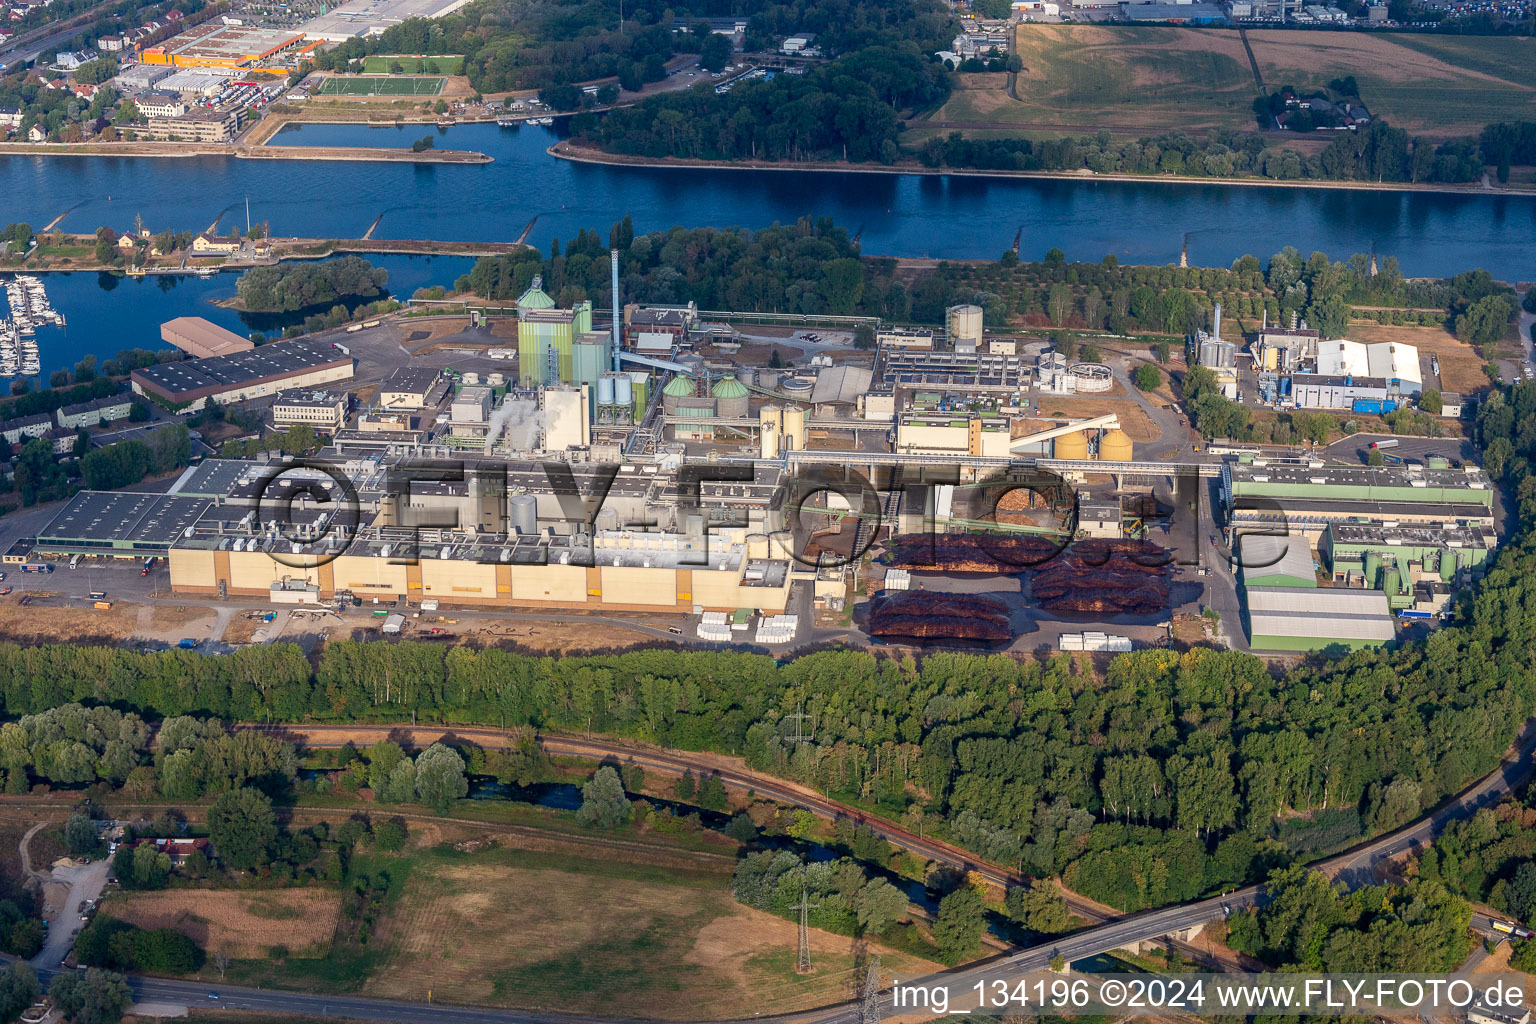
[
  {"x1": 1363, "y1": 551, "x2": 1382, "y2": 588},
  {"x1": 1099, "y1": 428, "x2": 1133, "y2": 462},
  {"x1": 781, "y1": 405, "x2": 806, "y2": 451},
  {"x1": 737, "y1": 369, "x2": 755, "y2": 388},
  {"x1": 1445, "y1": 548, "x2": 1460, "y2": 577},
  {"x1": 595, "y1": 506, "x2": 620, "y2": 532},
  {"x1": 596, "y1": 373, "x2": 616, "y2": 406},
  {"x1": 614, "y1": 373, "x2": 634, "y2": 409},
  {"x1": 760, "y1": 420, "x2": 780, "y2": 459},
  {"x1": 1383, "y1": 565, "x2": 1400, "y2": 598},
  {"x1": 662, "y1": 374, "x2": 694, "y2": 415},
  {"x1": 508, "y1": 494, "x2": 537, "y2": 536},
  {"x1": 713, "y1": 376, "x2": 749, "y2": 419},
  {"x1": 1053, "y1": 430, "x2": 1089, "y2": 460},
  {"x1": 487, "y1": 372, "x2": 505, "y2": 387},
  {"x1": 1422, "y1": 548, "x2": 1439, "y2": 576},
  {"x1": 946, "y1": 304, "x2": 984, "y2": 345},
  {"x1": 462, "y1": 371, "x2": 480, "y2": 386},
  {"x1": 780, "y1": 376, "x2": 813, "y2": 397},
  {"x1": 759, "y1": 369, "x2": 781, "y2": 389}
]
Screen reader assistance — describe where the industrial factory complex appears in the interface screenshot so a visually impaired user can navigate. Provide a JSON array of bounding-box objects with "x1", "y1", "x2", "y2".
[{"x1": 10, "y1": 249, "x2": 1504, "y2": 656}]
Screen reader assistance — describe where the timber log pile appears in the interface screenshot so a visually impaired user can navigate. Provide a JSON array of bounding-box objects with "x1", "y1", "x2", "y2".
[
  {"x1": 1030, "y1": 539, "x2": 1169, "y2": 616},
  {"x1": 867, "y1": 591, "x2": 1012, "y2": 643}
]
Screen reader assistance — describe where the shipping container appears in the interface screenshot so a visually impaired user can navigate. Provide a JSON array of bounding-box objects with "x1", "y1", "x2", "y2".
[{"x1": 93, "y1": 601, "x2": 112, "y2": 610}]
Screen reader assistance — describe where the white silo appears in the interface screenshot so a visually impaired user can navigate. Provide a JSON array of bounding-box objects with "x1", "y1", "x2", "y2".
[
  {"x1": 596, "y1": 373, "x2": 616, "y2": 406},
  {"x1": 508, "y1": 494, "x2": 538, "y2": 536}
]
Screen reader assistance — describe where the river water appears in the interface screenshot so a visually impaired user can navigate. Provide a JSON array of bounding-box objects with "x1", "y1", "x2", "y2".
[{"x1": 1, "y1": 120, "x2": 1534, "y2": 373}]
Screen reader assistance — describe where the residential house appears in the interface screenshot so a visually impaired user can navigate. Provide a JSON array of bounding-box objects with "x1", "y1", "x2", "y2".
[
  {"x1": 96, "y1": 34, "x2": 124, "y2": 51},
  {"x1": 191, "y1": 232, "x2": 242, "y2": 254},
  {"x1": 1, "y1": 414, "x2": 56, "y2": 445},
  {"x1": 0, "y1": 106, "x2": 22, "y2": 129},
  {"x1": 135, "y1": 91, "x2": 186, "y2": 118},
  {"x1": 26, "y1": 125, "x2": 45, "y2": 142},
  {"x1": 57, "y1": 394, "x2": 134, "y2": 429}
]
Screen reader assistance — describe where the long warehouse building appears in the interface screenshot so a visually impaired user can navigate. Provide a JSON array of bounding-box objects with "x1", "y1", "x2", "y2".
[
  {"x1": 131, "y1": 339, "x2": 354, "y2": 412},
  {"x1": 167, "y1": 525, "x2": 796, "y2": 613}
]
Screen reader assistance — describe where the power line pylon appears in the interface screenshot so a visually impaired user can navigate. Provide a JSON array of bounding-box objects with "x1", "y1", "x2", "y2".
[
  {"x1": 860, "y1": 957, "x2": 882, "y2": 1024},
  {"x1": 795, "y1": 885, "x2": 819, "y2": 974}
]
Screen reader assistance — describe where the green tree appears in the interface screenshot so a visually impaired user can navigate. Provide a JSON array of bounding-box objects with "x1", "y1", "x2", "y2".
[
  {"x1": 856, "y1": 878, "x2": 908, "y2": 935},
  {"x1": 1419, "y1": 389, "x2": 1443, "y2": 415},
  {"x1": 207, "y1": 788, "x2": 277, "y2": 871},
  {"x1": 65, "y1": 813, "x2": 97, "y2": 855},
  {"x1": 0, "y1": 962, "x2": 39, "y2": 1022},
  {"x1": 933, "y1": 887, "x2": 985, "y2": 964},
  {"x1": 49, "y1": 969, "x2": 130, "y2": 1024},
  {"x1": 699, "y1": 33, "x2": 731, "y2": 72},
  {"x1": 1006, "y1": 884, "x2": 1072, "y2": 935},
  {"x1": 1132, "y1": 364, "x2": 1162, "y2": 391},
  {"x1": 413, "y1": 742, "x2": 468, "y2": 813},
  {"x1": 372, "y1": 816, "x2": 407, "y2": 851},
  {"x1": 576, "y1": 766, "x2": 631, "y2": 829}
]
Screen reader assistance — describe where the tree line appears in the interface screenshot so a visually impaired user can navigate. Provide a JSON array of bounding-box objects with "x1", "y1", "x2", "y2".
[{"x1": 235, "y1": 256, "x2": 388, "y2": 314}]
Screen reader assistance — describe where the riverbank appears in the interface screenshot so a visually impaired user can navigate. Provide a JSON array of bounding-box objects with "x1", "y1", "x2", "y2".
[
  {"x1": 4, "y1": 235, "x2": 525, "y2": 274},
  {"x1": 0, "y1": 139, "x2": 492, "y2": 164},
  {"x1": 547, "y1": 140, "x2": 1536, "y2": 198}
]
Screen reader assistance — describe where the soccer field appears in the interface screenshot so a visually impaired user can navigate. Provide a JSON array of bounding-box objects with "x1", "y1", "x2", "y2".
[{"x1": 317, "y1": 76, "x2": 447, "y2": 96}]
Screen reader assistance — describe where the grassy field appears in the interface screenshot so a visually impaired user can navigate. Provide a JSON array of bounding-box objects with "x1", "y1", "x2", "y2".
[
  {"x1": 921, "y1": 25, "x2": 1536, "y2": 142},
  {"x1": 104, "y1": 889, "x2": 342, "y2": 958},
  {"x1": 1246, "y1": 31, "x2": 1536, "y2": 136},
  {"x1": 361, "y1": 55, "x2": 465, "y2": 75},
  {"x1": 317, "y1": 76, "x2": 446, "y2": 97},
  {"x1": 216, "y1": 843, "x2": 939, "y2": 1020}
]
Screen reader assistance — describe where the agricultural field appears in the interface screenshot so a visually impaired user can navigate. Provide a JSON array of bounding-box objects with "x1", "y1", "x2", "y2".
[
  {"x1": 1246, "y1": 31, "x2": 1536, "y2": 136},
  {"x1": 360, "y1": 54, "x2": 465, "y2": 75},
  {"x1": 924, "y1": 26, "x2": 1536, "y2": 141},
  {"x1": 317, "y1": 76, "x2": 447, "y2": 97},
  {"x1": 104, "y1": 889, "x2": 343, "y2": 958},
  {"x1": 929, "y1": 26, "x2": 1258, "y2": 133}
]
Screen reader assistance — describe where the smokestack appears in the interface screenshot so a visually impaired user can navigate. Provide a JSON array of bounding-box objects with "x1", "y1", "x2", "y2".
[
  {"x1": 1213, "y1": 302, "x2": 1222, "y2": 343},
  {"x1": 610, "y1": 248, "x2": 621, "y2": 372}
]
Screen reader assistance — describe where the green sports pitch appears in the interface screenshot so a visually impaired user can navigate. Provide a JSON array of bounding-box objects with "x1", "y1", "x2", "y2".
[
  {"x1": 361, "y1": 55, "x2": 465, "y2": 75},
  {"x1": 317, "y1": 76, "x2": 447, "y2": 96}
]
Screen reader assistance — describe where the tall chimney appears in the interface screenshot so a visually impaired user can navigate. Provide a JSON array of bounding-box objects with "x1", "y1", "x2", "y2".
[
  {"x1": 610, "y1": 248, "x2": 621, "y2": 372},
  {"x1": 1213, "y1": 302, "x2": 1222, "y2": 342}
]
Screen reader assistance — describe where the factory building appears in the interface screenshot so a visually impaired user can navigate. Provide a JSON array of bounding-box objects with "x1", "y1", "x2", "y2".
[
  {"x1": 1320, "y1": 522, "x2": 1495, "y2": 581},
  {"x1": 161, "y1": 316, "x2": 254, "y2": 359},
  {"x1": 1076, "y1": 495, "x2": 1122, "y2": 539},
  {"x1": 167, "y1": 523, "x2": 794, "y2": 614},
  {"x1": 877, "y1": 328, "x2": 934, "y2": 351},
  {"x1": 895, "y1": 414, "x2": 1013, "y2": 458},
  {"x1": 377, "y1": 367, "x2": 445, "y2": 410},
  {"x1": 1237, "y1": 533, "x2": 1317, "y2": 588},
  {"x1": 518, "y1": 278, "x2": 592, "y2": 384},
  {"x1": 35, "y1": 491, "x2": 212, "y2": 558},
  {"x1": 624, "y1": 304, "x2": 695, "y2": 354},
  {"x1": 1289, "y1": 373, "x2": 1391, "y2": 412},
  {"x1": 1315, "y1": 339, "x2": 1422, "y2": 393},
  {"x1": 272, "y1": 389, "x2": 349, "y2": 431},
  {"x1": 130, "y1": 339, "x2": 354, "y2": 412},
  {"x1": 1243, "y1": 586, "x2": 1394, "y2": 651},
  {"x1": 541, "y1": 385, "x2": 590, "y2": 450},
  {"x1": 1222, "y1": 462, "x2": 1492, "y2": 510},
  {"x1": 1254, "y1": 327, "x2": 1318, "y2": 372},
  {"x1": 571, "y1": 331, "x2": 613, "y2": 389}
]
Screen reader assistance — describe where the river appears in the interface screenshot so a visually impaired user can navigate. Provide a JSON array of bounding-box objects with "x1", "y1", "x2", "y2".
[{"x1": 1, "y1": 120, "x2": 1534, "y2": 374}]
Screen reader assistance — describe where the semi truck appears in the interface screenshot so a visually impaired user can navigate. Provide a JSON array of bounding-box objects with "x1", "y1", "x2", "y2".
[{"x1": 1369, "y1": 439, "x2": 1400, "y2": 450}]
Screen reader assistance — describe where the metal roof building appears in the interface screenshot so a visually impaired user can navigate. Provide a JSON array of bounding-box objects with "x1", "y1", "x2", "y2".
[
  {"x1": 35, "y1": 491, "x2": 212, "y2": 557},
  {"x1": 1222, "y1": 461, "x2": 1492, "y2": 509},
  {"x1": 1238, "y1": 533, "x2": 1316, "y2": 589},
  {"x1": 1243, "y1": 585, "x2": 1395, "y2": 651}
]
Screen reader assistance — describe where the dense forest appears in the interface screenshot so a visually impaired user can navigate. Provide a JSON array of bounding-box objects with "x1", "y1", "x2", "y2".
[
  {"x1": 913, "y1": 121, "x2": 1492, "y2": 184},
  {"x1": 461, "y1": 220, "x2": 1509, "y2": 351},
  {"x1": 234, "y1": 256, "x2": 389, "y2": 314}
]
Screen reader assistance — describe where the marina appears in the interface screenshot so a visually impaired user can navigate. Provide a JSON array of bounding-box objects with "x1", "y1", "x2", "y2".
[{"x1": 1, "y1": 275, "x2": 63, "y2": 378}]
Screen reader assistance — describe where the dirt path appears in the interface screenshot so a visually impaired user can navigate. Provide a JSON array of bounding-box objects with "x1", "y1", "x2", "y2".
[{"x1": 18, "y1": 819, "x2": 51, "y2": 887}]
